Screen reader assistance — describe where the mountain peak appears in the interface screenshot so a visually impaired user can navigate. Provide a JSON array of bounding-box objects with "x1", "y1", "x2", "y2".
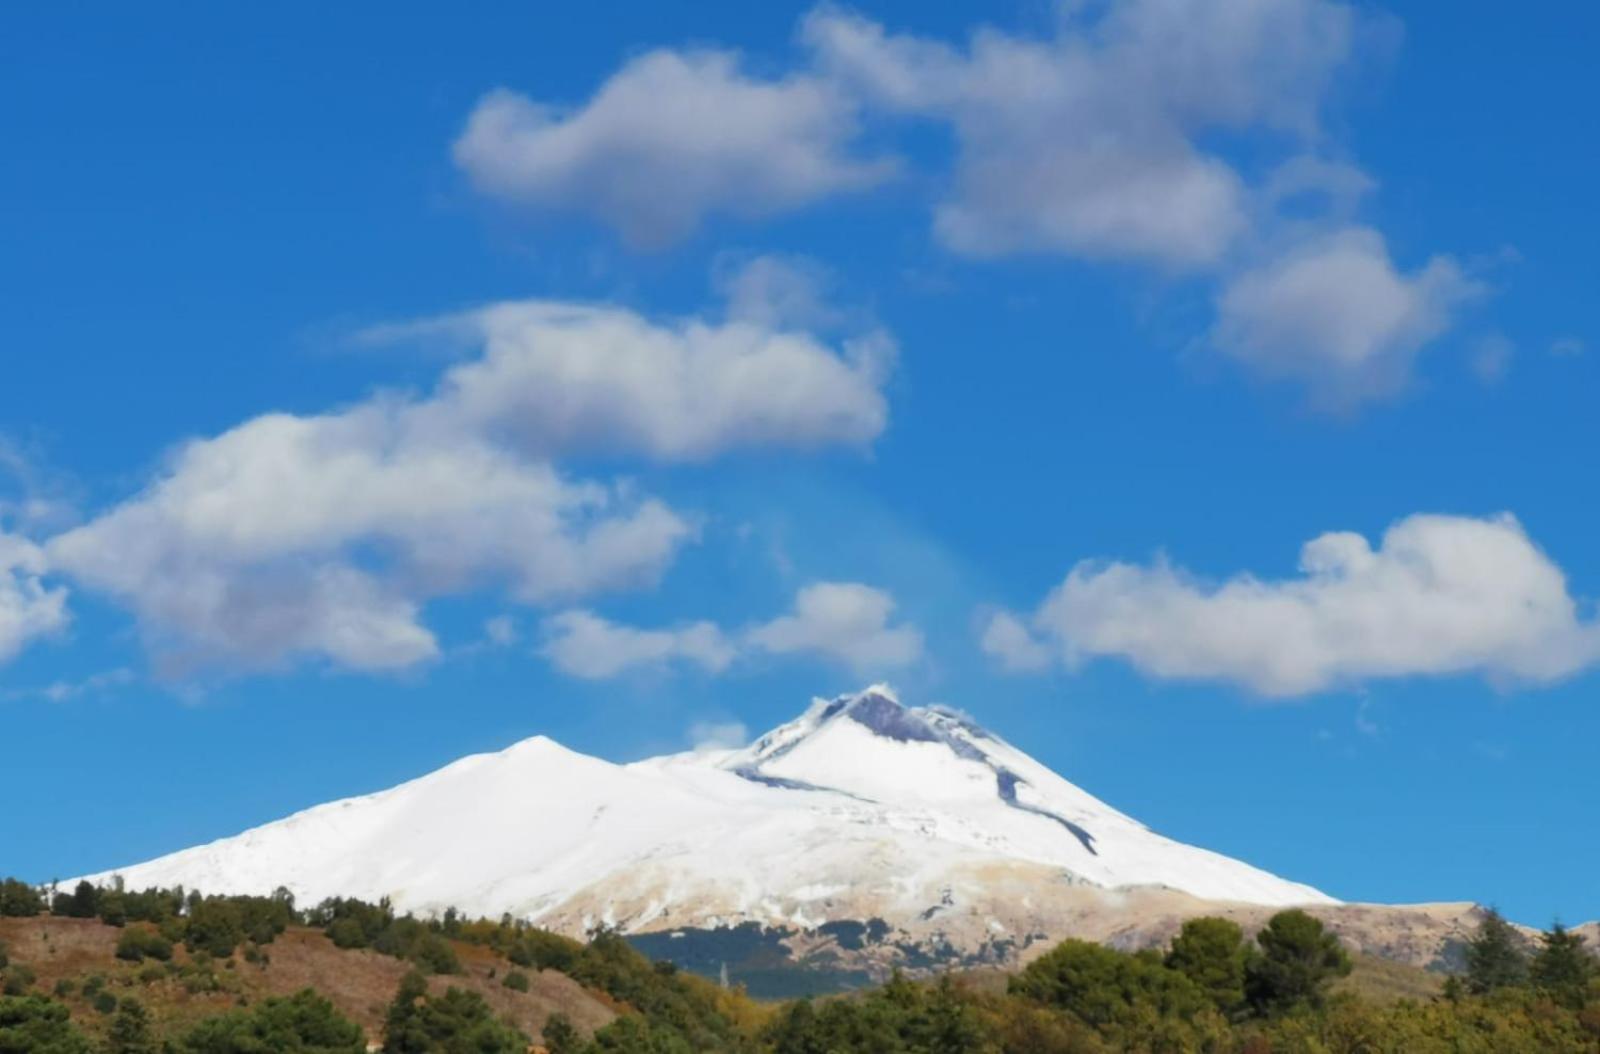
[{"x1": 77, "y1": 686, "x2": 1335, "y2": 953}]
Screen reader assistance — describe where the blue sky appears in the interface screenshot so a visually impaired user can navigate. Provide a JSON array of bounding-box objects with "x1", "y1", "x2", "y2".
[{"x1": 2, "y1": 2, "x2": 1597, "y2": 927}]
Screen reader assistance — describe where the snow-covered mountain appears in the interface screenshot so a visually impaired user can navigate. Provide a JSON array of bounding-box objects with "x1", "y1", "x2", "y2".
[{"x1": 79, "y1": 687, "x2": 1333, "y2": 965}]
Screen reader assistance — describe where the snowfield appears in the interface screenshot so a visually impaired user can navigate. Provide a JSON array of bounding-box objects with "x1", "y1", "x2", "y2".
[{"x1": 77, "y1": 687, "x2": 1333, "y2": 947}]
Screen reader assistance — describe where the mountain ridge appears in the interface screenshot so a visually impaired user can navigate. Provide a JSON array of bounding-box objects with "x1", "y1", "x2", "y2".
[{"x1": 75, "y1": 686, "x2": 1516, "y2": 979}]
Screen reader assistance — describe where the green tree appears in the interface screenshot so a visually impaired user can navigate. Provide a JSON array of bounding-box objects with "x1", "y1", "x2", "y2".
[
  {"x1": 500, "y1": 970, "x2": 529, "y2": 992},
  {"x1": 0, "y1": 880, "x2": 44, "y2": 918},
  {"x1": 542, "y1": 1012, "x2": 581, "y2": 1054},
  {"x1": 1465, "y1": 907, "x2": 1528, "y2": 994},
  {"x1": 184, "y1": 899, "x2": 245, "y2": 959},
  {"x1": 1531, "y1": 923, "x2": 1595, "y2": 1007},
  {"x1": 0, "y1": 994, "x2": 94, "y2": 1054},
  {"x1": 1245, "y1": 909, "x2": 1352, "y2": 1015},
  {"x1": 172, "y1": 989, "x2": 364, "y2": 1053},
  {"x1": 105, "y1": 998, "x2": 158, "y2": 1054},
  {"x1": 1010, "y1": 938, "x2": 1209, "y2": 1028},
  {"x1": 115, "y1": 928, "x2": 173, "y2": 963},
  {"x1": 52, "y1": 882, "x2": 100, "y2": 920},
  {"x1": 381, "y1": 972, "x2": 526, "y2": 1054},
  {"x1": 1165, "y1": 916, "x2": 1248, "y2": 1015}
]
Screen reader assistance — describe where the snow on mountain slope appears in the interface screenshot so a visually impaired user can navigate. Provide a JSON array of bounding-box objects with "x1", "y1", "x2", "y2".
[{"x1": 77, "y1": 687, "x2": 1332, "y2": 950}]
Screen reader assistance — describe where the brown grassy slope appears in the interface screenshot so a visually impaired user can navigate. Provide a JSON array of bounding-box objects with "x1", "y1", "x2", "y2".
[
  {"x1": 1332, "y1": 953, "x2": 1445, "y2": 1005},
  {"x1": 0, "y1": 916, "x2": 616, "y2": 1043}
]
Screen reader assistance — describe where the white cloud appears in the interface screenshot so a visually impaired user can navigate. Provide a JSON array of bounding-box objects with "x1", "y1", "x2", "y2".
[
  {"x1": 978, "y1": 609, "x2": 1052, "y2": 672},
  {"x1": 1471, "y1": 333, "x2": 1514, "y2": 385},
  {"x1": 450, "y1": 4, "x2": 1473, "y2": 407},
  {"x1": 747, "y1": 581, "x2": 923, "y2": 673},
  {"x1": 0, "y1": 530, "x2": 69, "y2": 665},
  {"x1": 1214, "y1": 228, "x2": 1480, "y2": 405},
  {"x1": 1550, "y1": 336, "x2": 1585, "y2": 358},
  {"x1": 539, "y1": 609, "x2": 735, "y2": 680},
  {"x1": 540, "y1": 581, "x2": 923, "y2": 680},
  {"x1": 804, "y1": 0, "x2": 1355, "y2": 267},
  {"x1": 453, "y1": 50, "x2": 893, "y2": 247},
  {"x1": 483, "y1": 615, "x2": 518, "y2": 647},
  {"x1": 48, "y1": 407, "x2": 688, "y2": 674},
  {"x1": 688, "y1": 719, "x2": 750, "y2": 751},
  {"x1": 51, "y1": 287, "x2": 896, "y2": 675},
  {"x1": 713, "y1": 253, "x2": 842, "y2": 331},
  {"x1": 987, "y1": 513, "x2": 1600, "y2": 697},
  {"x1": 420, "y1": 299, "x2": 893, "y2": 461}
]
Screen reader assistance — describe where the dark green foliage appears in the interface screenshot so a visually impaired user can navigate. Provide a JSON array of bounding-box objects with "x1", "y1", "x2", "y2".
[
  {"x1": 0, "y1": 994, "x2": 94, "y2": 1054},
  {"x1": 1465, "y1": 907, "x2": 1528, "y2": 994},
  {"x1": 500, "y1": 969, "x2": 529, "y2": 992},
  {"x1": 1010, "y1": 938, "x2": 1209, "y2": 1027},
  {"x1": 542, "y1": 1012, "x2": 581, "y2": 1054},
  {"x1": 587, "y1": 1014, "x2": 697, "y2": 1052},
  {"x1": 92, "y1": 992, "x2": 118, "y2": 1014},
  {"x1": 184, "y1": 892, "x2": 295, "y2": 958},
  {"x1": 562, "y1": 928, "x2": 745, "y2": 1051},
  {"x1": 308, "y1": 897, "x2": 394, "y2": 949},
  {"x1": 507, "y1": 928, "x2": 580, "y2": 973},
  {"x1": 310, "y1": 898, "x2": 459, "y2": 973},
  {"x1": 380, "y1": 971, "x2": 527, "y2": 1053},
  {"x1": 0, "y1": 941, "x2": 7, "y2": 971},
  {"x1": 325, "y1": 917, "x2": 367, "y2": 949},
  {"x1": 1, "y1": 967, "x2": 35, "y2": 997},
  {"x1": 171, "y1": 989, "x2": 365, "y2": 1053},
  {"x1": 51, "y1": 881, "x2": 100, "y2": 919},
  {"x1": 115, "y1": 927, "x2": 173, "y2": 963},
  {"x1": 1531, "y1": 923, "x2": 1595, "y2": 1007},
  {"x1": 1165, "y1": 915, "x2": 1248, "y2": 1015},
  {"x1": 0, "y1": 880, "x2": 44, "y2": 918},
  {"x1": 1245, "y1": 908, "x2": 1352, "y2": 1015},
  {"x1": 405, "y1": 934, "x2": 461, "y2": 976},
  {"x1": 105, "y1": 998, "x2": 158, "y2": 1054},
  {"x1": 764, "y1": 973, "x2": 986, "y2": 1054}
]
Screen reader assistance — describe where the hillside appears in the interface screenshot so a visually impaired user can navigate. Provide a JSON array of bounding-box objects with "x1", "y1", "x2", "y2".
[
  {"x1": 3, "y1": 902, "x2": 1596, "y2": 1053},
  {"x1": 0, "y1": 915, "x2": 616, "y2": 1045}
]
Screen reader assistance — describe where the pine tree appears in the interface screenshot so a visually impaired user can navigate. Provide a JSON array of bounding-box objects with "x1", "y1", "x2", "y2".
[
  {"x1": 1530, "y1": 923, "x2": 1595, "y2": 1007},
  {"x1": 1464, "y1": 908, "x2": 1528, "y2": 993},
  {"x1": 1166, "y1": 916, "x2": 1249, "y2": 1015},
  {"x1": 105, "y1": 998, "x2": 157, "y2": 1054},
  {"x1": 1245, "y1": 909, "x2": 1352, "y2": 1015}
]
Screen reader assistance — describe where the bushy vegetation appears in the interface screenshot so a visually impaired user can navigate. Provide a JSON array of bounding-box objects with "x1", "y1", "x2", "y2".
[
  {"x1": 0, "y1": 993, "x2": 93, "y2": 1053},
  {"x1": 381, "y1": 971, "x2": 526, "y2": 1053},
  {"x1": 2, "y1": 874, "x2": 1598, "y2": 1052},
  {"x1": 170, "y1": 989, "x2": 365, "y2": 1053}
]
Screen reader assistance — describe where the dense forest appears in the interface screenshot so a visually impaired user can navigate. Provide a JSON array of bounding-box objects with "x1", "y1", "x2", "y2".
[{"x1": 1, "y1": 876, "x2": 1596, "y2": 1052}]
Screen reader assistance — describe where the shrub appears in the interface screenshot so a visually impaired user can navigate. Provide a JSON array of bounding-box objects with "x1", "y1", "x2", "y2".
[
  {"x1": 0, "y1": 993, "x2": 94, "y2": 1053},
  {"x1": 106, "y1": 997, "x2": 157, "y2": 1054},
  {"x1": 115, "y1": 928, "x2": 173, "y2": 963},
  {"x1": 407, "y1": 934, "x2": 460, "y2": 976},
  {"x1": 501, "y1": 970, "x2": 530, "y2": 992},
  {"x1": 1011, "y1": 938, "x2": 1210, "y2": 1027},
  {"x1": 381, "y1": 972, "x2": 526, "y2": 1053},
  {"x1": 93, "y1": 991, "x2": 118, "y2": 1014},
  {"x1": 542, "y1": 1012, "x2": 581, "y2": 1054},
  {"x1": 2, "y1": 965, "x2": 37, "y2": 996},
  {"x1": 0, "y1": 879, "x2": 45, "y2": 918},
  {"x1": 171, "y1": 989, "x2": 365, "y2": 1054}
]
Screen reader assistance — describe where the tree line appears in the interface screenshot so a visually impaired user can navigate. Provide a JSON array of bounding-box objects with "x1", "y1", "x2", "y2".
[{"x1": 2, "y1": 875, "x2": 1598, "y2": 1052}]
